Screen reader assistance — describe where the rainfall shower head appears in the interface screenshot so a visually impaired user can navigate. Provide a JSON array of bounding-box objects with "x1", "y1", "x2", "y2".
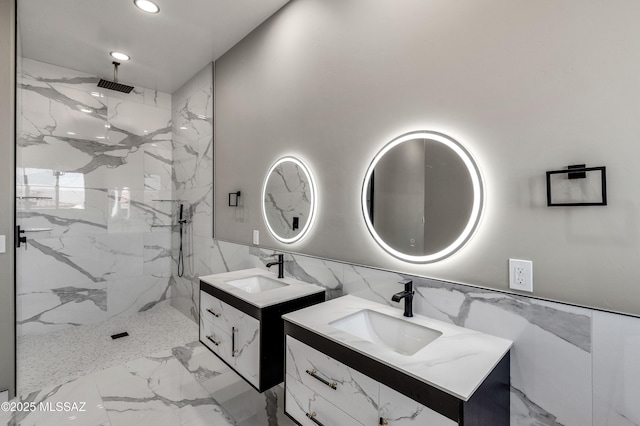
[{"x1": 97, "y1": 61, "x2": 134, "y2": 94}]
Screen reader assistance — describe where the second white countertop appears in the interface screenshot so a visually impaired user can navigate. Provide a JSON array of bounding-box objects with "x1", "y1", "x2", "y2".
[{"x1": 282, "y1": 295, "x2": 513, "y2": 401}]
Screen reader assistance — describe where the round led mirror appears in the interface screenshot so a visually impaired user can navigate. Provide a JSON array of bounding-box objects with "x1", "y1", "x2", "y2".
[
  {"x1": 362, "y1": 131, "x2": 484, "y2": 263},
  {"x1": 262, "y1": 156, "x2": 317, "y2": 244}
]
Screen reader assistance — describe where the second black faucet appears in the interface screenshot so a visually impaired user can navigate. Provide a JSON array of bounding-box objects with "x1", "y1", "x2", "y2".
[
  {"x1": 392, "y1": 278, "x2": 414, "y2": 317},
  {"x1": 266, "y1": 254, "x2": 285, "y2": 279}
]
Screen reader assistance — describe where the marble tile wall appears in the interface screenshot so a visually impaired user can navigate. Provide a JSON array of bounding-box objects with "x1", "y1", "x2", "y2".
[
  {"x1": 16, "y1": 58, "x2": 173, "y2": 337},
  {"x1": 170, "y1": 63, "x2": 214, "y2": 322}
]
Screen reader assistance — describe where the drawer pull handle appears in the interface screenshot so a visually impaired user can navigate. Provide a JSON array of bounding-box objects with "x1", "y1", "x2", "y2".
[
  {"x1": 306, "y1": 369, "x2": 337, "y2": 390},
  {"x1": 379, "y1": 418, "x2": 389, "y2": 426},
  {"x1": 232, "y1": 327, "x2": 238, "y2": 357},
  {"x1": 306, "y1": 412, "x2": 324, "y2": 426},
  {"x1": 206, "y1": 308, "x2": 220, "y2": 318},
  {"x1": 206, "y1": 335, "x2": 220, "y2": 346}
]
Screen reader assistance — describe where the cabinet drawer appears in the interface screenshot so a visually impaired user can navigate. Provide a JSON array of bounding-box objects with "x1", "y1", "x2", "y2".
[
  {"x1": 286, "y1": 336, "x2": 379, "y2": 424},
  {"x1": 200, "y1": 290, "x2": 226, "y2": 323},
  {"x1": 285, "y1": 374, "x2": 364, "y2": 426},
  {"x1": 200, "y1": 318, "x2": 226, "y2": 356},
  {"x1": 379, "y1": 384, "x2": 456, "y2": 426}
]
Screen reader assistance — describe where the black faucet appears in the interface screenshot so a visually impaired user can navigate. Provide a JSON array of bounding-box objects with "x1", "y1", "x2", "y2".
[
  {"x1": 392, "y1": 279, "x2": 414, "y2": 317},
  {"x1": 266, "y1": 254, "x2": 285, "y2": 279}
]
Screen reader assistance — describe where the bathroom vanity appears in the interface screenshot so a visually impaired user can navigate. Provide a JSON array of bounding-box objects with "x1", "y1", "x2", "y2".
[
  {"x1": 199, "y1": 268, "x2": 325, "y2": 392},
  {"x1": 282, "y1": 295, "x2": 512, "y2": 426}
]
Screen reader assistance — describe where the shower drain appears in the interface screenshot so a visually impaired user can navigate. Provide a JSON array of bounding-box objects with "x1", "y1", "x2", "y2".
[{"x1": 111, "y1": 332, "x2": 129, "y2": 340}]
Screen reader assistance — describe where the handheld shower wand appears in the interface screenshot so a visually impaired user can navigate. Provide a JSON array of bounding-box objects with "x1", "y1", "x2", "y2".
[{"x1": 177, "y1": 204, "x2": 185, "y2": 277}]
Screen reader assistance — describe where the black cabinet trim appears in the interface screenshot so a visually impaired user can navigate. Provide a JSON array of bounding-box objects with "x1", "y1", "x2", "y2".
[{"x1": 461, "y1": 352, "x2": 510, "y2": 426}]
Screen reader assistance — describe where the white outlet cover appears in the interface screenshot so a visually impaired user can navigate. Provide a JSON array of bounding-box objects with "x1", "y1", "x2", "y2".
[
  {"x1": 0, "y1": 235, "x2": 5, "y2": 253},
  {"x1": 1, "y1": 389, "x2": 8, "y2": 403},
  {"x1": 509, "y1": 258, "x2": 533, "y2": 292},
  {"x1": 252, "y1": 230, "x2": 259, "y2": 245}
]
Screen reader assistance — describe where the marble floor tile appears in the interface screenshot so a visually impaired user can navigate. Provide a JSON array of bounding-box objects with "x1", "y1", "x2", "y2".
[
  {"x1": 12, "y1": 303, "x2": 297, "y2": 426},
  {"x1": 18, "y1": 304, "x2": 197, "y2": 395},
  {"x1": 92, "y1": 350, "x2": 234, "y2": 426},
  {"x1": 4, "y1": 375, "x2": 110, "y2": 426}
]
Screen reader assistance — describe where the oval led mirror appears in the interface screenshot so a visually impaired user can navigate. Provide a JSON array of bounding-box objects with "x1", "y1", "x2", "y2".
[
  {"x1": 262, "y1": 156, "x2": 317, "y2": 244},
  {"x1": 362, "y1": 131, "x2": 484, "y2": 263}
]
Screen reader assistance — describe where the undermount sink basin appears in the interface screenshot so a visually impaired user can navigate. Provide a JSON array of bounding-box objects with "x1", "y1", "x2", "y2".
[
  {"x1": 226, "y1": 275, "x2": 289, "y2": 293},
  {"x1": 329, "y1": 309, "x2": 442, "y2": 356}
]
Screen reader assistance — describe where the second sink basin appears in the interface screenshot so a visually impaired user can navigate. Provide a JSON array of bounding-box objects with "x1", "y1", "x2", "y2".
[
  {"x1": 226, "y1": 275, "x2": 289, "y2": 293},
  {"x1": 329, "y1": 309, "x2": 442, "y2": 356}
]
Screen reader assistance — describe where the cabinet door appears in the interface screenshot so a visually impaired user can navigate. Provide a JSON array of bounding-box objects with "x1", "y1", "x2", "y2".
[
  {"x1": 216, "y1": 298, "x2": 261, "y2": 388},
  {"x1": 286, "y1": 336, "x2": 379, "y2": 424},
  {"x1": 379, "y1": 384, "x2": 457, "y2": 426}
]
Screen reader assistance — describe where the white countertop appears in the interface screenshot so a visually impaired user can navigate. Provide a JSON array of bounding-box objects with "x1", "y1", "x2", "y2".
[
  {"x1": 199, "y1": 268, "x2": 326, "y2": 309},
  {"x1": 282, "y1": 295, "x2": 513, "y2": 401}
]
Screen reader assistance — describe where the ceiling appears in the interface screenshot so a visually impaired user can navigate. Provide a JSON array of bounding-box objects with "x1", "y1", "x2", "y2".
[{"x1": 17, "y1": 0, "x2": 290, "y2": 93}]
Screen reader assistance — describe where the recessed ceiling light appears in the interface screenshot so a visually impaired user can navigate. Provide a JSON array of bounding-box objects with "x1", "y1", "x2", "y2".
[
  {"x1": 67, "y1": 132, "x2": 76, "y2": 135},
  {"x1": 105, "y1": 124, "x2": 111, "y2": 128},
  {"x1": 96, "y1": 136, "x2": 106, "y2": 139},
  {"x1": 179, "y1": 126, "x2": 187, "y2": 130},
  {"x1": 80, "y1": 108, "x2": 92, "y2": 113},
  {"x1": 110, "y1": 51, "x2": 130, "y2": 61},
  {"x1": 134, "y1": 0, "x2": 160, "y2": 13}
]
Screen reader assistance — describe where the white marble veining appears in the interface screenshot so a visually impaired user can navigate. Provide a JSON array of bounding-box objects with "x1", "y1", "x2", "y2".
[
  {"x1": 17, "y1": 58, "x2": 173, "y2": 338},
  {"x1": 92, "y1": 350, "x2": 231, "y2": 426},
  {"x1": 283, "y1": 295, "x2": 512, "y2": 401},
  {"x1": 200, "y1": 268, "x2": 325, "y2": 309}
]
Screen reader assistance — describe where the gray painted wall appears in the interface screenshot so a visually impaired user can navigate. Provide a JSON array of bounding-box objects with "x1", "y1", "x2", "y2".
[
  {"x1": 0, "y1": 0, "x2": 16, "y2": 397},
  {"x1": 214, "y1": 0, "x2": 640, "y2": 315}
]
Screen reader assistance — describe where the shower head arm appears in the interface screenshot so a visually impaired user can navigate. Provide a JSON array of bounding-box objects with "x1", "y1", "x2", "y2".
[{"x1": 112, "y1": 62, "x2": 120, "y2": 83}]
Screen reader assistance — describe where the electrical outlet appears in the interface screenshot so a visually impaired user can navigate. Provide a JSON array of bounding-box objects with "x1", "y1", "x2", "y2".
[
  {"x1": 252, "y1": 230, "x2": 259, "y2": 245},
  {"x1": 509, "y1": 259, "x2": 533, "y2": 292}
]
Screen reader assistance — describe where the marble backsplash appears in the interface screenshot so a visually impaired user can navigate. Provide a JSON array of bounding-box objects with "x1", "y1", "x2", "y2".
[{"x1": 16, "y1": 58, "x2": 173, "y2": 337}]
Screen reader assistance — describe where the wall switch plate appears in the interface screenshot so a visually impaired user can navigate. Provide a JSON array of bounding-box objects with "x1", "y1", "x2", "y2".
[
  {"x1": 0, "y1": 235, "x2": 5, "y2": 253},
  {"x1": 252, "y1": 230, "x2": 259, "y2": 245},
  {"x1": 509, "y1": 259, "x2": 533, "y2": 292},
  {"x1": 1, "y1": 389, "x2": 8, "y2": 403}
]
